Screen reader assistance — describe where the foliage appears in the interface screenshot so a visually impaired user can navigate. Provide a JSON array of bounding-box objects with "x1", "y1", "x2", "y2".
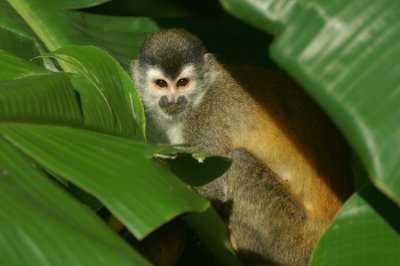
[
  {"x1": 1, "y1": 0, "x2": 399, "y2": 265},
  {"x1": 221, "y1": 0, "x2": 400, "y2": 264},
  {"x1": 0, "y1": 0, "x2": 240, "y2": 265}
]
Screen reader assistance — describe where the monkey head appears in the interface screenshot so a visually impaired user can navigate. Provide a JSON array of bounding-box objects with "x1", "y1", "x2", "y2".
[{"x1": 132, "y1": 28, "x2": 217, "y2": 121}]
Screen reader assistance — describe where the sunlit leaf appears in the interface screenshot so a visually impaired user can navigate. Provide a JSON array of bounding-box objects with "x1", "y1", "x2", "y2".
[
  {"x1": 0, "y1": 124, "x2": 209, "y2": 239},
  {"x1": 310, "y1": 183, "x2": 400, "y2": 266},
  {"x1": 220, "y1": 0, "x2": 400, "y2": 264},
  {"x1": 221, "y1": 0, "x2": 400, "y2": 204},
  {"x1": 51, "y1": 45, "x2": 145, "y2": 140},
  {"x1": 0, "y1": 138, "x2": 150, "y2": 266}
]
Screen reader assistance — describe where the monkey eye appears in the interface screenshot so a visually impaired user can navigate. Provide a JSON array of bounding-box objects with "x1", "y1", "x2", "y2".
[
  {"x1": 155, "y1": 79, "x2": 168, "y2": 88},
  {"x1": 177, "y1": 78, "x2": 189, "y2": 87}
]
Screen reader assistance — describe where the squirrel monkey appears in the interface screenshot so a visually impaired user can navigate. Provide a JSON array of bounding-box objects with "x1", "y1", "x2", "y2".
[{"x1": 132, "y1": 28, "x2": 353, "y2": 265}]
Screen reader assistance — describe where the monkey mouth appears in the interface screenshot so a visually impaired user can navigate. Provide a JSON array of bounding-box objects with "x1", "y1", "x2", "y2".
[
  {"x1": 161, "y1": 104, "x2": 186, "y2": 116},
  {"x1": 158, "y1": 96, "x2": 188, "y2": 116}
]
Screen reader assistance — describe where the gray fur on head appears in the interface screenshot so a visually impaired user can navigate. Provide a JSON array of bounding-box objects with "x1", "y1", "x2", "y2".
[{"x1": 137, "y1": 28, "x2": 207, "y2": 79}]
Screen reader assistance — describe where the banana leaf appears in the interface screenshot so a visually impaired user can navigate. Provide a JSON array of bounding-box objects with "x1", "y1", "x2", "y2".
[
  {"x1": 0, "y1": 0, "x2": 240, "y2": 264},
  {"x1": 221, "y1": 0, "x2": 400, "y2": 264}
]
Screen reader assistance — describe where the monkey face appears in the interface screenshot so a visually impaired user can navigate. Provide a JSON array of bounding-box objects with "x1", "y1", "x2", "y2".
[
  {"x1": 134, "y1": 63, "x2": 205, "y2": 119},
  {"x1": 149, "y1": 66, "x2": 194, "y2": 116},
  {"x1": 131, "y1": 28, "x2": 216, "y2": 121}
]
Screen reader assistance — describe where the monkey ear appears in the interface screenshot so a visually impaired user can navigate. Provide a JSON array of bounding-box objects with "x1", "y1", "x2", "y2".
[
  {"x1": 203, "y1": 53, "x2": 216, "y2": 64},
  {"x1": 203, "y1": 53, "x2": 218, "y2": 85}
]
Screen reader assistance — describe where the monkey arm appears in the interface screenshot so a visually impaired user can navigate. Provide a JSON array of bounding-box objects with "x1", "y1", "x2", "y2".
[{"x1": 224, "y1": 149, "x2": 322, "y2": 266}]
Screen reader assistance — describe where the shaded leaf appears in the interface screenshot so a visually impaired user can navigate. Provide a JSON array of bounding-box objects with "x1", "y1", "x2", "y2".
[
  {"x1": 83, "y1": 0, "x2": 192, "y2": 17},
  {"x1": 159, "y1": 151, "x2": 232, "y2": 187},
  {"x1": 67, "y1": 12, "x2": 158, "y2": 69},
  {"x1": 5, "y1": 0, "x2": 158, "y2": 69},
  {"x1": 184, "y1": 208, "x2": 242, "y2": 266},
  {"x1": 0, "y1": 28, "x2": 40, "y2": 61},
  {"x1": 0, "y1": 50, "x2": 49, "y2": 78},
  {"x1": 0, "y1": 51, "x2": 82, "y2": 125},
  {"x1": 0, "y1": 1, "x2": 43, "y2": 60},
  {"x1": 6, "y1": 0, "x2": 107, "y2": 50}
]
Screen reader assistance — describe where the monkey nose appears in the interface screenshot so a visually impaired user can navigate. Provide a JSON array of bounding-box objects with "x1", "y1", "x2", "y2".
[
  {"x1": 158, "y1": 95, "x2": 170, "y2": 109},
  {"x1": 177, "y1": 96, "x2": 187, "y2": 105},
  {"x1": 158, "y1": 95, "x2": 187, "y2": 115}
]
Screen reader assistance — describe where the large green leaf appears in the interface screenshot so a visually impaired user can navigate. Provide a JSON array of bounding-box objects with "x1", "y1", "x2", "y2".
[
  {"x1": 1, "y1": 44, "x2": 145, "y2": 140},
  {"x1": 0, "y1": 1, "x2": 246, "y2": 264},
  {"x1": 0, "y1": 1, "x2": 42, "y2": 60},
  {"x1": 221, "y1": 0, "x2": 400, "y2": 204},
  {"x1": 0, "y1": 50, "x2": 49, "y2": 78},
  {"x1": 220, "y1": 0, "x2": 400, "y2": 264},
  {"x1": 0, "y1": 51, "x2": 82, "y2": 125},
  {"x1": 0, "y1": 27, "x2": 40, "y2": 62},
  {"x1": 0, "y1": 49, "x2": 236, "y2": 261},
  {"x1": 2, "y1": 0, "x2": 149, "y2": 139},
  {"x1": 51, "y1": 45, "x2": 145, "y2": 140},
  {"x1": 0, "y1": 124, "x2": 209, "y2": 239},
  {"x1": 0, "y1": 137, "x2": 150, "y2": 266},
  {"x1": 310, "y1": 183, "x2": 400, "y2": 265},
  {"x1": 5, "y1": 0, "x2": 107, "y2": 50},
  {"x1": 4, "y1": 0, "x2": 159, "y2": 69}
]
